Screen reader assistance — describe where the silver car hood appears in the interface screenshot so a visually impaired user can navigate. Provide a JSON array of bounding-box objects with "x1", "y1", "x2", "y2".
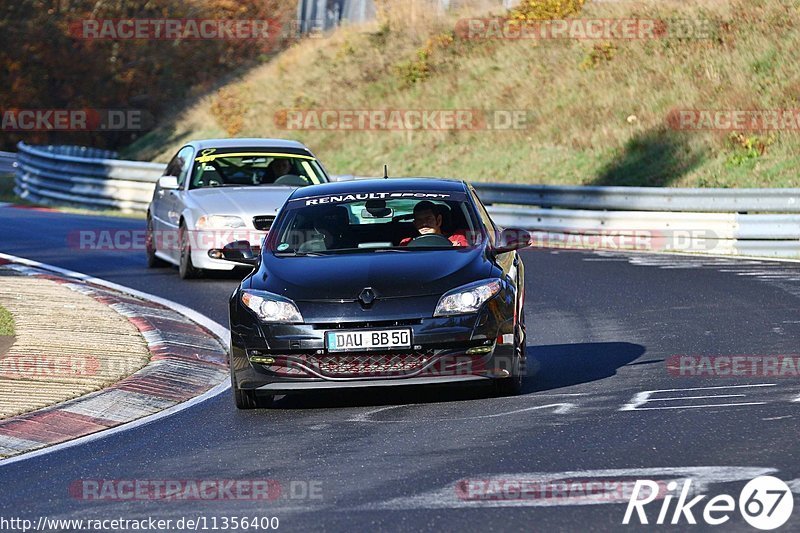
[{"x1": 188, "y1": 186, "x2": 296, "y2": 220}]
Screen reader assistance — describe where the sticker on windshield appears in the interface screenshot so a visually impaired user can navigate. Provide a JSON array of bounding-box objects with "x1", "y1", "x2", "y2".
[
  {"x1": 300, "y1": 192, "x2": 452, "y2": 206},
  {"x1": 194, "y1": 149, "x2": 315, "y2": 163},
  {"x1": 277, "y1": 243, "x2": 290, "y2": 251}
]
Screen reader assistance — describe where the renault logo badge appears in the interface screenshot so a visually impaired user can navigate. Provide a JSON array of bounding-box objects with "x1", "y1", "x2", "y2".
[{"x1": 358, "y1": 288, "x2": 376, "y2": 307}]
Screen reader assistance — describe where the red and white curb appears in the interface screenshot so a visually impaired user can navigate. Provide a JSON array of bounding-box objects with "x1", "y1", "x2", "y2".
[{"x1": 0, "y1": 253, "x2": 230, "y2": 463}]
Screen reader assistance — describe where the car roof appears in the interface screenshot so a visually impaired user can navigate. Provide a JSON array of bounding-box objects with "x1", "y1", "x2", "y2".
[
  {"x1": 289, "y1": 178, "x2": 469, "y2": 200},
  {"x1": 186, "y1": 138, "x2": 314, "y2": 154}
]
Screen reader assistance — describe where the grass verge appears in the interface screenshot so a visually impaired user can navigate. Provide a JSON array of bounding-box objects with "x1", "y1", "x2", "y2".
[{"x1": 0, "y1": 304, "x2": 14, "y2": 337}]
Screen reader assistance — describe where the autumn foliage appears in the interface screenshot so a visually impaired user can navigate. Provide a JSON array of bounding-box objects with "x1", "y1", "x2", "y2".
[{"x1": 0, "y1": 0, "x2": 295, "y2": 150}]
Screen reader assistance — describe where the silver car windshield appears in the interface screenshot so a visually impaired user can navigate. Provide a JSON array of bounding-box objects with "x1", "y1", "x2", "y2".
[{"x1": 189, "y1": 151, "x2": 326, "y2": 189}]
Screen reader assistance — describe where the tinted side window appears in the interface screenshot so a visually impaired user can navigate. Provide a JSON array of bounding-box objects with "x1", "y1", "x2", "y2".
[
  {"x1": 164, "y1": 151, "x2": 183, "y2": 178},
  {"x1": 164, "y1": 146, "x2": 193, "y2": 187},
  {"x1": 175, "y1": 147, "x2": 194, "y2": 188},
  {"x1": 469, "y1": 188, "x2": 497, "y2": 245}
]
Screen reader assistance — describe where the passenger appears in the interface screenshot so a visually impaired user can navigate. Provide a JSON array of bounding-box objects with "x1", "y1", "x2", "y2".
[
  {"x1": 313, "y1": 206, "x2": 355, "y2": 250},
  {"x1": 400, "y1": 201, "x2": 468, "y2": 247}
]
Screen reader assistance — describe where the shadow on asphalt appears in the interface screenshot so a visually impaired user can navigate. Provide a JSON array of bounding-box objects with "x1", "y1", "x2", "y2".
[
  {"x1": 525, "y1": 341, "x2": 646, "y2": 393},
  {"x1": 262, "y1": 341, "x2": 646, "y2": 410}
]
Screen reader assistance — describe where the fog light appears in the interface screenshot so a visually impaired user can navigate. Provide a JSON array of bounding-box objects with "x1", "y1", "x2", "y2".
[{"x1": 466, "y1": 345, "x2": 494, "y2": 355}]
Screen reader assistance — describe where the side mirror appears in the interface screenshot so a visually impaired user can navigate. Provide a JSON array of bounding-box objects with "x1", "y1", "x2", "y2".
[
  {"x1": 495, "y1": 228, "x2": 531, "y2": 253},
  {"x1": 158, "y1": 176, "x2": 179, "y2": 190},
  {"x1": 209, "y1": 240, "x2": 259, "y2": 266}
]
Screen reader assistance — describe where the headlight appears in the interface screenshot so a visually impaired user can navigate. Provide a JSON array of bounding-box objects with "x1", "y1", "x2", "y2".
[
  {"x1": 241, "y1": 290, "x2": 303, "y2": 323},
  {"x1": 434, "y1": 279, "x2": 502, "y2": 317},
  {"x1": 196, "y1": 215, "x2": 246, "y2": 229}
]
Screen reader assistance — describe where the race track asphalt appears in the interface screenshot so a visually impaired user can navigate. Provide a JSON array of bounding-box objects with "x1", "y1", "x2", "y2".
[{"x1": 1, "y1": 206, "x2": 799, "y2": 532}]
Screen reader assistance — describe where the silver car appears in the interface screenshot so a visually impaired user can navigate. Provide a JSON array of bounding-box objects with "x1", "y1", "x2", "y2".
[{"x1": 145, "y1": 138, "x2": 330, "y2": 278}]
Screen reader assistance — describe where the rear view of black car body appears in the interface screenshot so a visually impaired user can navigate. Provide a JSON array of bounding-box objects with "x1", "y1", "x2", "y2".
[{"x1": 220, "y1": 178, "x2": 530, "y2": 408}]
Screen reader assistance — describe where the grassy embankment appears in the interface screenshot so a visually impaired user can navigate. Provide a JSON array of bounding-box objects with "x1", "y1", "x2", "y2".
[{"x1": 117, "y1": 0, "x2": 799, "y2": 187}]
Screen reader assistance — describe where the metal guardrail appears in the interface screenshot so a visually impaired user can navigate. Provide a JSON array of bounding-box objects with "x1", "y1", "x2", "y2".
[
  {"x1": 14, "y1": 142, "x2": 165, "y2": 211},
  {"x1": 10, "y1": 143, "x2": 800, "y2": 258},
  {"x1": 0, "y1": 151, "x2": 17, "y2": 175},
  {"x1": 474, "y1": 183, "x2": 800, "y2": 213}
]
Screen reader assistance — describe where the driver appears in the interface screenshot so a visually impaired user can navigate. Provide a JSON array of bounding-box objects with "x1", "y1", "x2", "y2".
[
  {"x1": 264, "y1": 158, "x2": 293, "y2": 183},
  {"x1": 399, "y1": 201, "x2": 468, "y2": 247}
]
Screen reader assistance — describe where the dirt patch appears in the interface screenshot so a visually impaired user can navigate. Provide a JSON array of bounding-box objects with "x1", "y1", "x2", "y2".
[{"x1": 0, "y1": 336, "x2": 13, "y2": 357}]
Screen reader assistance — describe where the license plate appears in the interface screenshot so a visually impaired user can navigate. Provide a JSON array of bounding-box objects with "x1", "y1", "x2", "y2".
[{"x1": 326, "y1": 329, "x2": 412, "y2": 352}]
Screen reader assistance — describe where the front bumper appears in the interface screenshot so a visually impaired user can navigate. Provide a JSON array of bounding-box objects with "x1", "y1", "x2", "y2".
[
  {"x1": 257, "y1": 374, "x2": 490, "y2": 393},
  {"x1": 229, "y1": 298, "x2": 517, "y2": 392},
  {"x1": 189, "y1": 228, "x2": 266, "y2": 270}
]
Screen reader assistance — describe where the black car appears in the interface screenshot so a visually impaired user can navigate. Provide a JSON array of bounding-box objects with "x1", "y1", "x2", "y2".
[{"x1": 217, "y1": 178, "x2": 530, "y2": 408}]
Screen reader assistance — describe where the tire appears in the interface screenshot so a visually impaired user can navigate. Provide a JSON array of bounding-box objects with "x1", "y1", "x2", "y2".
[
  {"x1": 178, "y1": 223, "x2": 201, "y2": 279},
  {"x1": 495, "y1": 304, "x2": 526, "y2": 397},
  {"x1": 231, "y1": 365, "x2": 272, "y2": 409},
  {"x1": 145, "y1": 215, "x2": 168, "y2": 268}
]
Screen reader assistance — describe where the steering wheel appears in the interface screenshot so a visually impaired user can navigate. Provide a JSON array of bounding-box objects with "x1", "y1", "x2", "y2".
[{"x1": 406, "y1": 234, "x2": 452, "y2": 247}]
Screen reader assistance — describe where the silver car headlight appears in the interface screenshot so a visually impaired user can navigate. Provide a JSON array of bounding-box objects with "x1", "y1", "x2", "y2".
[
  {"x1": 241, "y1": 290, "x2": 303, "y2": 323},
  {"x1": 196, "y1": 215, "x2": 246, "y2": 229},
  {"x1": 434, "y1": 279, "x2": 503, "y2": 317}
]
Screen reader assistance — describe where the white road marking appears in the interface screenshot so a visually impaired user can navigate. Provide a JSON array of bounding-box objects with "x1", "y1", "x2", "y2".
[
  {"x1": 348, "y1": 402, "x2": 576, "y2": 423},
  {"x1": 619, "y1": 384, "x2": 777, "y2": 411},
  {"x1": 648, "y1": 394, "x2": 746, "y2": 401},
  {"x1": 623, "y1": 402, "x2": 768, "y2": 411},
  {"x1": 535, "y1": 393, "x2": 589, "y2": 397},
  {"x1": 349, "y1": 405, "x2": 406, "y2": 422},
  {"x1": 362, "y1": 467, "x2": 778, "y2": 510}
]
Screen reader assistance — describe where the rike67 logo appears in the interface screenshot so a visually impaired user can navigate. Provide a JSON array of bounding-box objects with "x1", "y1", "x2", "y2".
[{"x1": 624, "y1": 476, "x2": 794, "y2": 530}]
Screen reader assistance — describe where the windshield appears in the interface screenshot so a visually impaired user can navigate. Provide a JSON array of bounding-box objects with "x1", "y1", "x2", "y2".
[
  {"x1": 189, "y1": 150, "x2": 327, "y2": 190},
  {"x1": 268, "y1": 192, "x2": 482, "y2": 255}
]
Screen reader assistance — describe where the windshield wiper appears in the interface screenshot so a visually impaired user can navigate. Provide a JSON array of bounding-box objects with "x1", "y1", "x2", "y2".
[{"x1": 273, "y1": 251, "x2": 327, "y2": 257}]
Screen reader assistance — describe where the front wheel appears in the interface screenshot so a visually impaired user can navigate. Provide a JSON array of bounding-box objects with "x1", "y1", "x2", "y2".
[
  {"x1": 495, "y1": 314, "x2": 526, "y2": 397},
  {"x1": 231, "y1": 366, "x2": 273, "y2": 409},
  {"x1": 178, "y1": 223, "x2": 201, "y2": 279},
  {"x1": 145, "y1": 215, "x2": 168, "y2": 268}
]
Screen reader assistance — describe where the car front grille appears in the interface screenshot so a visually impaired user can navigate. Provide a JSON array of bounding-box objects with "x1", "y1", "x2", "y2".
[
  {"x1": 264, "y1": 352, "x2": 432, "y2": 378},
  {"x1": 252, "y1": 215, "x2": 275, "y2": 231},
  {"x1": 311, "y1": 319, "x2": 422, "y2": 330},
  {"x1": 313, "y1": 353, "x2": 430, "y2": 376}
]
